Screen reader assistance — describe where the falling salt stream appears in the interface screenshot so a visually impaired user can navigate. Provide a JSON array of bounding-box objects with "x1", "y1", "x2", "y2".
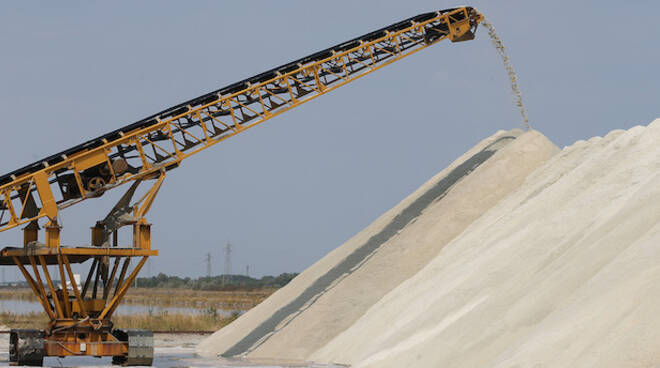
[{"x1": 482, "y1": 18, "x2": 531, "y2": 130}]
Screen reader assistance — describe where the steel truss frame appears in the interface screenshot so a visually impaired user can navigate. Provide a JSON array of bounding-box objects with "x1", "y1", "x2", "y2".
[
  {"x1": 3, "y1": 246, "x2": 154, "y2": 361},
  {"x1": 0, "y1": 7, "x2": 482, "y2": 234}
]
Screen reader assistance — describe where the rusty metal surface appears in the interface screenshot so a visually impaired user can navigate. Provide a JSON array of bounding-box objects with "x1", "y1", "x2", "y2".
[{"x1": 44, "y1": 340, "x2": 126, "y2": 357}]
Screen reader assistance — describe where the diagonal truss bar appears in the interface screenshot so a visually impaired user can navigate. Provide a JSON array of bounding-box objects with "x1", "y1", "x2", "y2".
[
  {"x1": 57, "y1": 255, "x2": 72, "y2": 318},
  {"x1": 14, "y1": 256, "x2": 55, "y2": 320},
  {"x1": 100, "y1": 256, "x2": 148, "y2": 320},
  {"x1": 63, "y1": 255, "x2": 88, "y2": 318},
  {"x1": 38, "y1": 255, "x2": 64, "y2": 319}
]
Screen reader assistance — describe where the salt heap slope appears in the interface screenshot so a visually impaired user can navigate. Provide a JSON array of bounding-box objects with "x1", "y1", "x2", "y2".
[
  {"x1": 198, "y1": 128, "x2": 559, "y2": 361},
  {"x1": 313, "y1": 119, "x2": 660, "y2": 368}
]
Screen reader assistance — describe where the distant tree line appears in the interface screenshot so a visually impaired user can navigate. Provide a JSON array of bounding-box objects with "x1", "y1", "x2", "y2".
[{"x1": 135, "y1": 273, "x2": 298, "y2": 290}]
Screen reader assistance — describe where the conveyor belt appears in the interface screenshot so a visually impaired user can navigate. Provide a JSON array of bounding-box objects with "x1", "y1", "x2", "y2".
[
  {"x1": 0, "y1": 8, "x2": 463, "y2": 187},
  {"x1": 0, "y1": 7, "x2": 482, "y2": 234}
]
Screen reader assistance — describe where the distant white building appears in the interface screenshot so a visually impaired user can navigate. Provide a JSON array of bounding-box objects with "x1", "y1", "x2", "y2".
[{"x1": 59, "y1": 274, "x2": 81, "y2": 291}]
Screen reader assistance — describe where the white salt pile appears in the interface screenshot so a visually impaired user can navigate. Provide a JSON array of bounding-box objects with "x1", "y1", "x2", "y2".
[
  {"x1": 198, "y1": 128, "x2": 557, "y2": 360},
  {"x1": 200, "y1": 119, "x2": 660, "y2": 367}
]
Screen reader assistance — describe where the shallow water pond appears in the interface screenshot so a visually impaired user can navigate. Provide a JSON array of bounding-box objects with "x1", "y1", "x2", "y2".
[{"x1": 0, "y1": 298, "x2": 243, "y2": 317}]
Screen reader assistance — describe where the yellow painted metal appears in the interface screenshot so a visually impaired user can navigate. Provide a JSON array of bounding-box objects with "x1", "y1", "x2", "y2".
[
  {"x1": 133, "y1": 221, "x2": 151, "y2": 249},
  {"x1": 72, "y1": 299, "x2": 105, "y2": 315},
  {"x1": 71, "y1": 149, "x2": 107, "y2": 172},
  {"x1": 63, "y1": 255, "x2": 88, "y2": 318},
  {"x1": 45, "y1": 223, "x2": 61, "y2": 248},
  {"x1": 44, "y1": 330, "x2": 127, "y2": 357},
  {"x1": 134, "y1": 172, "x2": 165, "y2": 219},
  {"x1": 38, "y1": 255, "x2": 64, "y2": 319},
  {"x1": 45, "y1": 339, "x2": 127, "y2": 357},
  {"x1": 0, "y1": 246, "x2": 157, "y2": 259},
  {"x1": 103, "y1": 256, "x2": 121, "y2": 300},
  {"x1": 14, "y1": 256, "x2": 54, "y2": 320},
  {"x1": 99, "y1": 256, "x2": 148, "y2": 320},
  {"x1": 57, "y1": 255, "x2": 72, "y2": 318},
  {"x1": 81, "y1": 258, "x2": 98, "y2": 298},
  {"x1": 447, "y1": 11, "x2": 479, "y2": 41},
  {"x1": 114, "y1": 258, "x2": 131, "y2": 296},
  {"x1": 28, "y1": 256, "x2": 55, "y2": 320},
  {"x1": 33, "y1": 171, "x2": 58, "y2": 221},
  {"x1": 23, "y1": 224, "x2": 38, "y2": 246}
]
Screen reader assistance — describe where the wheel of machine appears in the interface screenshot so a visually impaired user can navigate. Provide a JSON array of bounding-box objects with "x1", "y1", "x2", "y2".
[
  {"x1": 9, "y1": 329, "x2": 45, "y2": 367},
  {"x1": 87, "y1": 176, "x2": 106, "y2": 191},
  {"x1": 111, "y1": 329, "x2": 154, "y2": 366}
]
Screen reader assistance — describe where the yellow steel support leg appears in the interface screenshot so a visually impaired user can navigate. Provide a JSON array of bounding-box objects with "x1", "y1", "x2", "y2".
[
  {"x1": 99, "y1": 256, "x2": 148, "y2": 320},
  {"x1": 38, "y1": 255, "x2": 64, "y2": 319},
  {"x1": 57, "y1": 255, "x2": 72, "y2": 318},
  {"x1": 114, "y1": 258, "x2": 131, "y2": 296},
  {"x1": 28, "y1": 256, "x2": 55, "y2": 320},
  {"x1": 103, "y1": 256, "x2": 121, "y2": 300},
  {"x1": 92, "y1": 258, "x2": 102, "y2": 299},
  {"x1": 13, "y1": 256, "x2": 54, "y2": 320},
  {"x1": 62, "y1": 255, "x2": 88, "y2": 318},
  {"x1": 81, "y1": 258, "x2": 98, "y2": 299}
]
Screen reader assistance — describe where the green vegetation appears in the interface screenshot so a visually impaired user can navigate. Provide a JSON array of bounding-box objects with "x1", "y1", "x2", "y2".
[
  {"x1": 122, "y1": 288, "x2": 276, "y2": 309},
  {"x1": 0, "y1": 273, "x2": 298, "y2": 293},
  {"x1": 0, "y1": 287, "x2": 276, "y2": 309},
  {"x1": 135, "y1": 272, "x2": 298, "y2": 291}
]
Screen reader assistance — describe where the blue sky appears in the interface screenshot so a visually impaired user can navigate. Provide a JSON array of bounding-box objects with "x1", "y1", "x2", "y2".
[{"x1": 0, "y1": 1, "x2": 658, "y2": 279}]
